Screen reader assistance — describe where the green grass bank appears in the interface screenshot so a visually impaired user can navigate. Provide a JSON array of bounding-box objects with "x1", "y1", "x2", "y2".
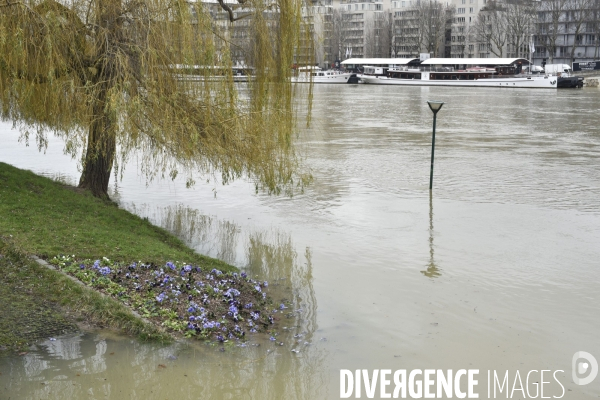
[
  {"x1": 0, "y1": 162, "x2": 242, "y2": 351},
  {"x1": 0, "y1": 162, "x2": 235, "y2": 270}
]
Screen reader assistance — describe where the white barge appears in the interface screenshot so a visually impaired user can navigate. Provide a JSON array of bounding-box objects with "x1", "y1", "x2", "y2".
[{"x1": 343, "y1": 58, "x2": 558, "y2": 89}]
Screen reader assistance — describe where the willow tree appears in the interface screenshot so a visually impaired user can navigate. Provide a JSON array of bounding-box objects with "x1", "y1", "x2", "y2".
[{"x1": 0, "y1": 0, "x2": 309, "y2": 198}]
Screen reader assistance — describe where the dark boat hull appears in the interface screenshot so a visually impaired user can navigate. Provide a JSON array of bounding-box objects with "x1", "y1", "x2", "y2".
[{"x1": 557, "y1": 76, "x2": 584, "y2": 88}]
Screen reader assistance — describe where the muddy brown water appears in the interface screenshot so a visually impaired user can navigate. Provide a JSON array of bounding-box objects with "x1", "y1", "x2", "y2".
[{"x1": 1, "y1": 85, "x2": 600, "y2": 399}]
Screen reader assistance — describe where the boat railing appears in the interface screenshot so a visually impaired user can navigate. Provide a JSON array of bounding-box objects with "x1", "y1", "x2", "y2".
[
  {"x1": 389, "y1": 66, "x2": 457, "y2": 72},
  {"x1": 385, "y1": 67, "x2": 552, "y2": 80}
]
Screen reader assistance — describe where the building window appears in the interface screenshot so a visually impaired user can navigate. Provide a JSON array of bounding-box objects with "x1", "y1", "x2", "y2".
[{"x1": 457, "y1": 8, "x2": 465, "y2": 13}]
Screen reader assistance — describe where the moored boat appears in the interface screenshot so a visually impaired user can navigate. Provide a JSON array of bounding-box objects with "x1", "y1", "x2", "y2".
[
  {"x1": 356, "y1": 58, "x2": 558, "y2": 89},
  {"x1": 172, "y1": 65, "x2": 253, "y2": 82},
  {"x1": 291, "y1": 66, "x2": 358, "y2": 84}
]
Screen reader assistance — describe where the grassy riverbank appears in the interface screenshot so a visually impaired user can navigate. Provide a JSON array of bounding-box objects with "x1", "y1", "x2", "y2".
[
  {"x1": 0, "y1": 162, "x2": 234, "y2": 269},
  {"x1": 0, "y1": 242, "x2": 167, "y2": 351},
  {"x1": 0, "y1": 162, "x2": 273, "y2": 351}
]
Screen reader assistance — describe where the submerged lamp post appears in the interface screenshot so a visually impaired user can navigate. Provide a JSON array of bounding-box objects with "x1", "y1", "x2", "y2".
[{"x1": 427, "y1": 100, "x2": 445, "y2": 190}]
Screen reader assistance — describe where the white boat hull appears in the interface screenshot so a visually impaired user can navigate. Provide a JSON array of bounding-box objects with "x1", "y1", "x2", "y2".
[
  {"x1": 360, "y1": 75, "x2": 557, "y2": 88},
  {"x1": 292, "y1": 73, "x2": 356, "y2": 84}
]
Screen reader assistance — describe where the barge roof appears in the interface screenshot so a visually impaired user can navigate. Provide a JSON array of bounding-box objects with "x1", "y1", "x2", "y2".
[
  {"x1": 421, "y1": 58, "x2": 530, "y2": 66},
  {"x1": 341, "y1": 58, "x2": 420, "y2": 65}
]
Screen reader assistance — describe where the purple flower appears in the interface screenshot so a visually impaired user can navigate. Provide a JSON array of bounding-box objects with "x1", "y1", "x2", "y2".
[
  {"x1": 189, "y1": 316, "x2": 196, "y2": 321},
  {"x1": 250, "y1": 328, "x2": 257, "y2": 333},
  {"x1": 183, "y1": 265, "x2": 192, "y2": 272},
  {"x1": 241, "y1": 272, "x2": 247, "y2": 278},
  {"x1": 225, "y1": 288, "x2": 240, "y2": 298},
  {"x1": 280, "y1": 303, "x2": 287, "y2": 310},
  {"x1": 244, "y1": 303, "x2": 253, "y2": 309},
  {"x1": 166, "y1": 262, "x2": 176, "y2": 270},
  {"x1": 269, "y1": 336, "x2": 276, "y2": 341},
  {"x1": 187, "y1": 306, "x2": 195, "y2": 313},
  {"x1": 228, "y1": 305, "x2": 239, "y2": 315},
  {"x1": 254, "y1": 285, "x2": 261, "y2": 292},
  {"x1": 79, "y1": 264, "x2": 85, "y2": 269},
  {"x1": 99, "y1": 266, "x2": 111, "y2": 276},
  {"x1": 263, "y1": 281, "x2": 268, "y2": 287},
  {"x1": 156, "y1": 292, "x2": 166, "y2": 303},
  {"x1": 216, "y1": 334, "x2": 225, "y2": 342}
]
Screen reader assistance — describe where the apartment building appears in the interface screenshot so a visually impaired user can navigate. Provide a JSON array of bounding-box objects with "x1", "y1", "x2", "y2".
[
  {"x1": 202, "y1": 0, "x2": 599, "y2": 68},
  {"x1": 534, "y1": 0, "x2": 600, "y2": 65}
]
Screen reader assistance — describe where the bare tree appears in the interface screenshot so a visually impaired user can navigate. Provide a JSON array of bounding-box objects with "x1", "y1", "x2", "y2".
[
  {"x1": 592, "y1": 0, "x2": 600, "y2": 58},
  {"x1": 417, "y1": 0, "x2": 454, "y2": 56},
  {"x1": 395, "y1": 8, "x2": 423, "y2": 57},
  {"x1": 567, "y1": 0, "x2": 594, "y2": 61},
  {"x1": 330, "y1": 9, "x2": 345, "y2": 60},
  {"x1": 364, "y1": 15, "x2": 376, "y2": 57},
  {"x1": 473, "y1": 1, "x2": 508, "y2": 57},
  {"x1": 505, "y1": 0, "x2": 538, "y2": 58},
  {"x1": 537, "y1": 0, "x2": 568, "y2": 62},
  {"x1": 374, "y1": 12, "x2": 394, "y2": 57},
  {"x1": 452, "y1": 17, "x2": 469, "y2": 57}
]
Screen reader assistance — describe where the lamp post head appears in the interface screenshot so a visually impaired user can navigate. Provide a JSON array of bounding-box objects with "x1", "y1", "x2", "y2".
[{"x1": 427, "y1": 100, "x2": 445, "y2": 114}]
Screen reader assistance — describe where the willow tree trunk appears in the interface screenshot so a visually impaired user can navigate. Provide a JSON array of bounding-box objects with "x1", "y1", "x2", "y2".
[{"x1": 78, "y1": 84, "x2": 115, "y2": 199}]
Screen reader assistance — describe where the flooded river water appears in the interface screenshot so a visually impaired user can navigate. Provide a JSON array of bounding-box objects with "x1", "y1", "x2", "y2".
[{"x1": 1, "y1": 85, "x2": 600, "y2": 399}]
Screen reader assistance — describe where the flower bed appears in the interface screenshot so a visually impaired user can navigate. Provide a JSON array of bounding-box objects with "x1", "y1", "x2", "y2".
[{"x1": 49, "y1": 255, "x2": 280, "y2": 343}]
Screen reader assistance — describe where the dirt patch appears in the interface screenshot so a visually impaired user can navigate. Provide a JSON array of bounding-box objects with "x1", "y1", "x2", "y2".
[{"x1": 0, "y1": 251, "x2": 78, "y2": 352}]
